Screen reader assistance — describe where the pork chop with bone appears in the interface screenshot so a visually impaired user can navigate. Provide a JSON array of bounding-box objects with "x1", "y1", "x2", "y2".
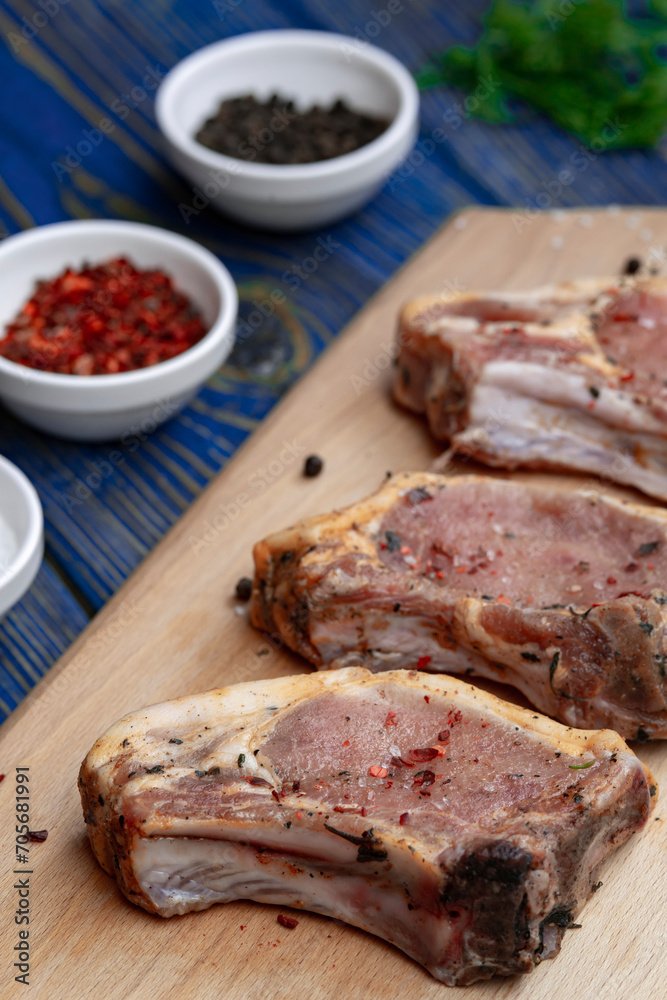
[
  {"x1": 251, "y1": 472, "x2": 667, "y2": 739},
  {"x1": 80, "y1": 667, "x2": 655, "y2": 986},
  {"x1": 394, "y1": 276, "x2": 667, "y2": 501}
]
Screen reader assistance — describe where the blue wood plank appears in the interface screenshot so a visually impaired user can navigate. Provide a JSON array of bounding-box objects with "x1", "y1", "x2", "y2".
[
  {"x1": 2, "y1": 0, "x2": 667, "y2": 716},
  {"x1": 0, "y1": 559, "x2": 89, "y2": 719}
]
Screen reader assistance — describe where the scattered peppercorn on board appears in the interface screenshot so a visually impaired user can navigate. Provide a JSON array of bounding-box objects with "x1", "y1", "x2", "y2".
[{"x1": 0, "y1": 208, "x2": 664, "y2": 1000}]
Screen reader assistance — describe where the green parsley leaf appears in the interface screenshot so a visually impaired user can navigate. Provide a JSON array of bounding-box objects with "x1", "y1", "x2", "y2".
[{"x1": 417, "y1": 0, "x2": 667, "y2": 148}]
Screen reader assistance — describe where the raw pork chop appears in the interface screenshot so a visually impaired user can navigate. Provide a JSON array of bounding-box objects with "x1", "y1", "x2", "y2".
[
  {"x1": 251, "y1": 472, "x2": 667, "y2": 739},
  {"x1": 79, "y1": 667, "x2": 655, "y2": 986},
  {"x1": 393, "y1": 276, "x2": 667, "y2": 501}
]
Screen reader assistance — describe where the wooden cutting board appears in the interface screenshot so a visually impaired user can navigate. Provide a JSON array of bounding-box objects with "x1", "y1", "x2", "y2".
[{"x1": 1, "y1": 207, "x2": 665, "y2": 1000}]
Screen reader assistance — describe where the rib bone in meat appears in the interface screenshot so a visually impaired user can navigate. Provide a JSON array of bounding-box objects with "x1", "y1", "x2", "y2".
[{"x1": 80, "y1": 667, "x2": 655, "y2": 986}]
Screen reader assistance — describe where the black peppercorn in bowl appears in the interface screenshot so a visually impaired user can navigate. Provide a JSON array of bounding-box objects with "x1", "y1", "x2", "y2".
[{"x1": 155, "y1": 30, "x2": 419, "y2": 231}]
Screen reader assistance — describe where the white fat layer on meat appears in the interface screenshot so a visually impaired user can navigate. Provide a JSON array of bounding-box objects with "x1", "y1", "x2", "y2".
[
  {"x1": 87, "y1": 674, "x2": 376, "y2": 794},
  {"x1": 423, "y1": 315, "x2": 480, "y2": 336},
  {"x1": 329, "y1": 645, "x2": 496, "y2": 675},
  {"x1": 459, "y1": 384, "x2": 667, "y2": 501},
  {"x1": 139, "y1": 820, "x2": 358, "y2": 863},
  {"x1": 556, "y1": 697, "x2": 660, "y2": 735},
  {"x1": 311, "y1": 614, "x2": 491, "y2": 674},
  {"x1": 414, "y1": 277, "x2": 616, "y2": 331},
  {"x1": 481, "y1": 360, "x2": 667, "y2": 434},
  {"x1": 132, "y1": 836, "x2": 459, "y2": 969},
  {"x1": 132, "y1": 835, "x2": 552, "y2": 987}
]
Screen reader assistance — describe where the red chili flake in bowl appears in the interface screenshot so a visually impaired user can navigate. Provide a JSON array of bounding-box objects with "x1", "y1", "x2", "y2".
[{"x1": 0, "y1": 258, "x2": 208, "y2": 375}]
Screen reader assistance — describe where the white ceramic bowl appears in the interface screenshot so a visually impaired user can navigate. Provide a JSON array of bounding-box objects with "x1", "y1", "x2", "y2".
[
  {"x1": 0, "y1": 455, "x2": 43, "y2": 620},
  {"x1": 155, "y1": 29, "x2": 420, "y2": 231},
  {"x1": 0, "y1": 220, "x2": 238, "y2": 441}
]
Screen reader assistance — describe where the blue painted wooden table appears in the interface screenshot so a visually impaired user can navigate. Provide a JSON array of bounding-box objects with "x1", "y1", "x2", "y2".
[{"x1": 1, "y1": 0, "x2": 667, "y2": 719}]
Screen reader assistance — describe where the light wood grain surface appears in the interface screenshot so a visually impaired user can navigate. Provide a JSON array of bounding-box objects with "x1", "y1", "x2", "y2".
[{"x1": 0, "y1": 208, "x2": 665, "y2": 1000}]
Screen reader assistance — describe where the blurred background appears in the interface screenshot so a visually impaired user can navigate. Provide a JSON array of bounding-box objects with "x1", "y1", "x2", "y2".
[{"x1": 1, "y1": 0, "x2": 666, "y2": 716}]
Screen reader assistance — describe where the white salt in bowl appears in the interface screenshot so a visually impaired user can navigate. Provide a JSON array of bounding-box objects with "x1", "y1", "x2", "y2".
[{"x1": 0, "y1": 455, "x2": 43, "y2": 619}]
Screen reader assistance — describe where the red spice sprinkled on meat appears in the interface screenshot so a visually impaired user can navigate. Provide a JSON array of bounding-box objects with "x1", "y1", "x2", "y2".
[
  {"x1": 410, "y1": 748, "x2": 439, "y2": 762},
  {"x1": 413, "y1": 770, "x2": 436, "y2": 789},
  {"x1": 390, "y1": 756, "x2": 415, "y2": 768},
  {"x1": 81, "y1": 667, "x2": 657, "y2": 984}
]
